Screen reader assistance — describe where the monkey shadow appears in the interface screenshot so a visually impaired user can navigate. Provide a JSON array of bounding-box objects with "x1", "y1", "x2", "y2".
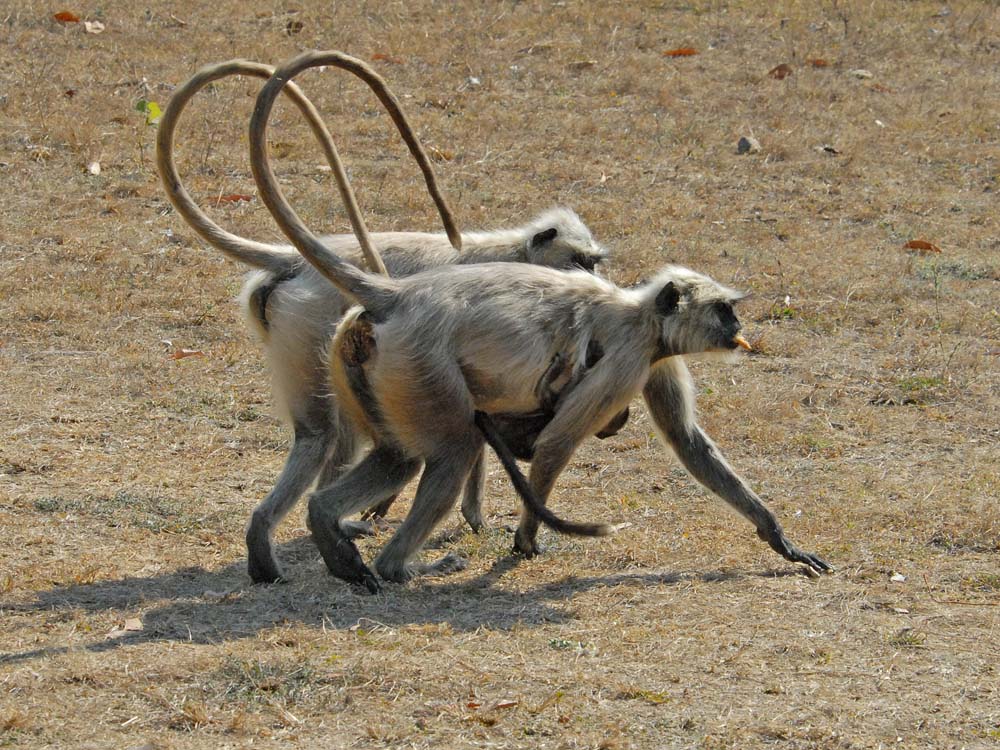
[{"x1": 0, "y1": 534, "x2": 801, "y2": 666}]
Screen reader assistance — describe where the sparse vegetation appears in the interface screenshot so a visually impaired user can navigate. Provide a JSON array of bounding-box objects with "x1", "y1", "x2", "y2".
[{"x1": 1, "y1": 1, "x2": 998, "y2": 748}]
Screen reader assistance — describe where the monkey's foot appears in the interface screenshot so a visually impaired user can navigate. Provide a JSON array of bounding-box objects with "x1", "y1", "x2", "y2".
[
  {"x1": 375, "y1": 552, "x2": 467, "y2": 583},
  {"x1": 420, "y1": 552, "x2": 468, "y2": 577},
  {"x1": 512, "y1": 532, "x2": 546, "y2": 559},
  {"x1": 340, "y1": 516, "x2": 396, "y2": 539},
  {"x1": 312, "y1": 520, "x2": 380, "y2": 593},
  {"x1": 246, "y1": 524, "x2": 286, "y2": 584},
  {"x1": 757, "y1": 528, "x2": 833, "y2": 574}
]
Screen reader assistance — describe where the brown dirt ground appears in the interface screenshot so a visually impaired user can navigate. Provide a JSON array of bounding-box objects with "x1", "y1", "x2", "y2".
[{"x1": 1, "y1": 2, "x2": 998, "y2": 748}]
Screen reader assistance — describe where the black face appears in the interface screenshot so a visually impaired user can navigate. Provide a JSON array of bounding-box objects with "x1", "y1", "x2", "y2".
[
  {"x1": 714, "y1": 301, "x2": 743, "y2": 348},
  {"x1": 571, "y1": 252, "x2": 599, "y2": 273}
]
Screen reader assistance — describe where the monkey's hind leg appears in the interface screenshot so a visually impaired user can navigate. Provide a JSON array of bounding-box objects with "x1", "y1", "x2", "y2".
[
  {"x1": 247, "y1": 424, "x2": 332, "y2": 584},
  {"x1": 308, "y1": 443, "x2": 420, "y2": 593},
  {"x1": 374, "y1": 442, "x2": 482, "y2": 583}
]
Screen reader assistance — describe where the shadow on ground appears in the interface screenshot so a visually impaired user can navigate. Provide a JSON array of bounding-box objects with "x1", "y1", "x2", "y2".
[{"x1": 1, "y1": 533, "x2": 804, "y2": 666}]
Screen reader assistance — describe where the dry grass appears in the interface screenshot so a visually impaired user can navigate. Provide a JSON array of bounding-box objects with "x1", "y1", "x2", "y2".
[{"x1": 1, "y1": 1, "x2": 998, "y2": 748}]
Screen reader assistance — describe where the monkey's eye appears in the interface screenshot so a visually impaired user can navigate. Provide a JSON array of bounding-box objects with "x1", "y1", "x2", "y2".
[{"x1": 714, "y1": 302, "x2": 738, "y2": 325}]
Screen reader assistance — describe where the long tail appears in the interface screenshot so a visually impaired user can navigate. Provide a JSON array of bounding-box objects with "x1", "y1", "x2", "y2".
[
  {"x1": 474, "y1": 412, "x2": 614, "y2": 538},
  {"x1": 157, "y1": 60, "x2": 317, "y2": 274},
  {"x1": 249, "y1": 50, "x2": 466, "y2": 315}
]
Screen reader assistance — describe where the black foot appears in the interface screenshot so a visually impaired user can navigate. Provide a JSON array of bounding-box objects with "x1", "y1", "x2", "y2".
[
  {"x1": 758, "y1": 528, "x2": 833, "y2": 574},
  {"x1": 512, "y1": 532, "x2": 545, "y2": 559},
  {"x1": 310, "y1": 513, "x2": 381, "y2": 592},
  {"x1": 248, "y1": 557, "x2": 286, "y2": 584},
  {"x1": 246, "y1": 525, "x2": 285, "y2": 584}
]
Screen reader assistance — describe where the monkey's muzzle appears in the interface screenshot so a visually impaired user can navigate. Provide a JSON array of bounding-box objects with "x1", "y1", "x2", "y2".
[{"x1": 732, "y1": 334, "x2": 752, "y2": 351}]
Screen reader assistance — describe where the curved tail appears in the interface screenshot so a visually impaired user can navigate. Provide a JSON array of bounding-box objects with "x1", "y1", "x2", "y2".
[
  {"x1": 474, "y1": 411, "x2": 615, "y2": 539},
  {"x1": 250, "y1": 50, "x2": 465, "y2": 313},
  {"x1": 157, "y1": 60, "x2": 316, "y2": 274}
]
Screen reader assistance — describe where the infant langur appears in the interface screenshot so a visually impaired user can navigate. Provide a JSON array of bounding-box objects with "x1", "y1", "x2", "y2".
[
  {"x1": 249, "y1": 50, "x2": 832, "y2": 592},
  {"x1": 156, "y1": 60, "x2": 613, "y2": 584}
]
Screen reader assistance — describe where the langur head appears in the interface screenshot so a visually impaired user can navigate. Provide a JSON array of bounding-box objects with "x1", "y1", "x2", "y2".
[
  {"x1": 645, "y1": 266, "x2": 750, "y2": 360},
  {"x1": 524, "y1": 208, "x2": 609, "y2": 273}
]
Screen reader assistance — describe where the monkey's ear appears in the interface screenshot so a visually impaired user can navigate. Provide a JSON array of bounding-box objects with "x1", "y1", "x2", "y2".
[
  {"x1": 655, "y1": 282, "x2": 680, "y2": 316},
  {"x1": 530, "y1": 227, "x2": 558, "y2": 247}
]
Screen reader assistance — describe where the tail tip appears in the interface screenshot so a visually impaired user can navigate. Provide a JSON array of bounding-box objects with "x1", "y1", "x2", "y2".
[{"x1": 602, "y1": 522, "x2": 631, "y2": 537}]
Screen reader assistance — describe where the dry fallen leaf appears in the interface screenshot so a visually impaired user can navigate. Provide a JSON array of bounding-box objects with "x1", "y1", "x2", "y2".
[
  {"x1": 372, "y1": 52, "x2": 404, "y2": 64},
  {"x1": 663, "y1": 47, "x2": 698, "y2": 57},
  {"x1": 169, "y1": 349, "x2": 205, "y2": 360},
  {"x1": 904, "y1": 239, "x2": 942, "y2": 254},
  {"x1": 768, "y1": 63, "x2": 793, "y2": 80},
  {"x1": 285, "y1": 19, "x2": 304, "y2": 35},
  {"x1": 493, "y1": 700, "x2": 519, "y2": 710},
  {"x1": 213, "y1": 193, "x2": 253, "y2": 206},
  {"x1": 807, "y1": 58, "x2": 830, "y2": 68},
  {"x1": 53, "y1": 11, "x2": 81, "y2": 23},
  {"x1": 106, "y1": 617, "x2": 143, "y2": 639},
  {"x1": 427, "y1": 145, "x2": 454, "y2": 162}
]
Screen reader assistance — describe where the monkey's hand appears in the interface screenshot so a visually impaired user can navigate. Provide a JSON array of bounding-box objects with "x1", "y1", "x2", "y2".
[
  {"x1": 512, "y1": 530, "x2": 545, "y2": 558},
  {"x1": 757, "y1": 527, "x2": 832, "y2": 575}
]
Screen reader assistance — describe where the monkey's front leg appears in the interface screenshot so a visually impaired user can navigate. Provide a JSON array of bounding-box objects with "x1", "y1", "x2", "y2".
[
  {"x1": 515, "y1": 360, "x2": 646, "y2": 556},
  {"x1": 459, "y1": 451, "x2": 487, "y2": 532},
  {"x1": 514, "y1": 437, "x2": 577, "y2": 556},
  {"x1": 643, "y1": 362, "x2": 831, "y2": 574}
]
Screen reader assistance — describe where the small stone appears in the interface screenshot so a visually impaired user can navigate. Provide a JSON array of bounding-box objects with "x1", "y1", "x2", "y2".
[
  {"x1": 848, "y1": 68, "x2": 874, "y2": 79},
  {"x1": 737, "y1": 136, "x2": 761, "y2": 155}
]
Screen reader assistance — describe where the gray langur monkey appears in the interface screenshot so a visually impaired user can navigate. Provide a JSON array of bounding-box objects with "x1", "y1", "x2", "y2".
[
  {"x1": 249, "y1": 50, "x2": 832, "y2": 593},
  {"x1": 156, "y1": 60, "x2": 614, "y2": 585}
]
